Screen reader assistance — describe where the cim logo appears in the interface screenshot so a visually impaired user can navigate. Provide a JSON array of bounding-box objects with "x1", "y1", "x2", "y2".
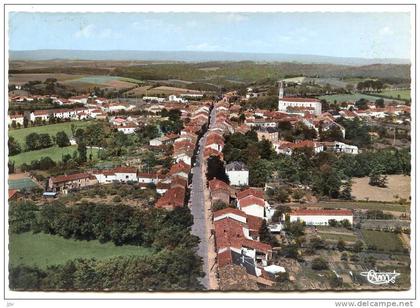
[{"x1": 360, "y1": 270, "x2": 400, "y2": 285}]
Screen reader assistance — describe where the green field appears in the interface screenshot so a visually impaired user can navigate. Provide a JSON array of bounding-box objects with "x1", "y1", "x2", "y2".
[
  {"x1": 318, "y1": 201, "x2": 409, "y2": 213},
  {"x1": 361, "y1": 230, "x2": 404, "y2": 252},
  {"x1": 9, "y1": 145, "x2": 99, "y2": 166},
  {"x1": 376, "y1": 89, "x2": 411, "y2": 101},
  {"x1": 8, "y1": 178, "x2": 39, "y2": 190},
  {"x1": 318, "y1": 233, "x2": 357, "y2": 243},
  {"x1": 9, "y1": 121, "x2": 94, "y2": 146},
  {"x1": 317, "y1": 93, "x2": 385, "y2": 103},
  {"x1": 9, "y1": 232, "x2": 154, "y2": 269}
]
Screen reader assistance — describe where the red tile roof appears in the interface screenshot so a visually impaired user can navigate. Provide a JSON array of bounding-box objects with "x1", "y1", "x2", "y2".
[
  {"x1": 238, "y1": 195, "x2": 265, "y2": 208},
  {"x1": 214, "y1": 207, "x2": 247, "y2": 219},
  {"x1": 8, "y1": 189, "x2": 18, "y2": 200},
  {"x1": 113, "y1": 166, "x2": 137, "y2": 174},
  {"x1": 246, "y1": 215, "x2": 263, "y2": 231},
  {"x1": 155, "y1": 187, "x2": 185, "y2": 210},
  {"x1": 169, "y1": 161, "x2": 191, "y2": 175},
  {"x1": 209, "y1": 178, "x2": 230, "y2": 192},
  {"x1": 237, "y1": 188, "x2": 264, "y2": 200},
  {"x1": 51, "y1": 172, "x2": 95, "y2": 184}
]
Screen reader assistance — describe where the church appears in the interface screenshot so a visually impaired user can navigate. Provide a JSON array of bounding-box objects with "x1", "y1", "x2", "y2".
[{"x1": 278, "y1": 81, "x2": 322, "y2": 116}]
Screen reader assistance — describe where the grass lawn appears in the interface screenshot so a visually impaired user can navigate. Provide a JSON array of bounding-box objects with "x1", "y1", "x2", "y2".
[
  {"x1": 317, "y1": 93, "x2": 383, "y2": 103},
  {"x1": 376, "y1": 89, "x2": 411, "y2": 101},
  {"x1": 8, "y1": 178, "x2": 39, "y2": 190},
  {"x1": 9, "y1": 232, "x2": 154, "y2": 269},
  {"x1": 9, "y1": 121, "x2": 95, "y2": 147},
  {"x1": 361, "y1": 230, "x2": 405, "y2": 252},
  {"x1": 9, "y1": 145, "x2": 100, "y2": 166}
]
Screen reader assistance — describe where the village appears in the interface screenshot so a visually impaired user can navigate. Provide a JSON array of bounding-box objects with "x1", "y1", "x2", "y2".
[{"x1": 8, "y1": 71, "x2": 412, "y2": 291}]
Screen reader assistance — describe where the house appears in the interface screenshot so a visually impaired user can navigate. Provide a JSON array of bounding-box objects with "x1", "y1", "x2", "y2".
[
  {"x1": 48, "y1": 173, "x2": 98, "y2": 193},
  {"x1": 214, "y1": 208, "x2": 272, "y2": 276},
  {"x1": 8, "y1": 114, "x2": 24, "y2": 126},
  {"x1": 208, "y1": 178, "x2": 231, "y2": 206},
  {"x1": 169, "y1": 161, "x2": 191, "y2": 179},
  {"x1": 143, "y1": 96, "x2": 166, "y2": 103},
  {"x1": 93, "y1": 166, "x2": 138, "y2": 183},
  {"x1": 237, "y1": 195, "x2": 266, "y2": 219},
  {"x1": 274, "y1": 140, "x2": 324, "y2": 156},
  {"x1": 289, "y1": 209, "x2": 353, "y2": 226},
  {"x1": 116, "y1": 125, "x2": 138, "y2": 135},
  {"x1": 68, "y1": 95, "x2": 89, "y2": 105},
  {"x1": 256, "y1": 127, "x2": 278, "y2": 143},
  {"x1": 168, "y1": 95, "x2": 188, "y2": 103},
  {"x1": 225, "y1": 161, "x2": 249, "y2": 186},
  {"x1": 30, "y1": 110, "x2": 50, "y2": 122},
  {"x1": 155, "y1": 187, "x2": 186, "y2": 210},
  {"x1": 205, "y1": 134, "x2": 225, "y2": 152},
  {"x1": 323, "y1": 141, "x2": 359, "y2": 155},
  {"x1": 278, "y1": 81, "x2": 322, "y2": 116},
  {"x1": 137, "y1": 172, "x2": 160, "y2": 185},
  {"x1": 237, "y1": 188, "x2": 264, "y2": 201},
  {"x1": 244, "y1": 118, "x2": 277, "y2": 128}
]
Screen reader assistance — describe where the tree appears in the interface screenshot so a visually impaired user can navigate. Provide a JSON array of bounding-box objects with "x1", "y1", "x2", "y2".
[
  {"x1": 8, "y1": 137, "x2": 22, "y2": 156},
  {"x1": 77, "y1": 142, "x2": 87, "y2": 163},
  {"x1": 311, "y1": 257, "x2": 329, "y2": 270},
  {"x1": 337, "y1": 239, "x2": 346, "y2": 251},
  {"x1": 8, "y1": 160, "x2": 15, "y2": 174},
  {"x1": 339, "y1": 181, "x2": 352, "y2": 200},
  {"x1": 25, "y1": 133, "x2": 41, "y2": 151},
  {"x1": 259, "y1": 220, "x2": 278, "y2": 246},
  {"x1": 23, "y1": 117, "x2": 29, "y2": 128},
  {"x1": 355, "y1": 98, "x2": 368, "y2": 110},
  {"x1": 211, "y1": 200, "x2": 229, "y2": 212},
  {"x1": 375, "y1": 98, "x2": 385, "y2": 108},
  {"x1": 39, "y1": 134, "x2": 53, "y2": 149},
  {"x1": 249, "y1": 159, "x2": 273, "y2": 187},
  {"x1": 56, "y1": 131, "x2": 70, "y2": 147},
  {"x1": 353, "y1": 240, "x2": 364, "y2": 253},
  {"x1": 369, "y1": 167, "x2": 388, "y2": 187},
  {"x1": 206, "y1": 156, "x2": 229, "y2": 184}
]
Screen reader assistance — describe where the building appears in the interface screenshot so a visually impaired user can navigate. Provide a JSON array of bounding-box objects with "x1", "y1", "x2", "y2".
[
  {"x1": 289, "y1": 209, "x2": 353, "y2": 226},
  {"x1": 214, "y1": 208, "x2": 272, "y2": 277},
  {"x1": 278, "y1": 81, "x2": 322, "y2": 116},
  {"x1": 225, "y1": 161, "x2": 249, "y2": 186},
  {"x1": 208, "y1": 178, "x2": 231, "y2": 206},
  {"x1": 155, "y1": 187, "x2": 186, "y2": 210},
  {"x1": 256, "y1": 127, "x2": 278, "y2": 143},
  {"x1": 48, "y1": 173, "x2": 98, "y2": 193},
  {"x1": 323, "y1": 141, "x2": 359, "y2": 155},
  {"x1": 274, "y1": 140, "x2": 324, "y2": 156},
  {"x1": 116, "y1": 125, "x2": 138, "y2": 135},
  {"x1": 8, "y1": 114, "x2": 24, "y2": 126},
  {"x1": 237, "y1": 195, "x2": 266, "y2": 219},
  {"x1": 93, "y1": 167, "x2": 138, "y2": 183}
]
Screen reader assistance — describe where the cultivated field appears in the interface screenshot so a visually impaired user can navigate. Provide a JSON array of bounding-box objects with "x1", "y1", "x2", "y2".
[
  {"x1": 61, "y1": 75, "x2": 141, "y2": 91},
  {"x1": 9, "y1": 232, "x2": 154, "y2": 269},
  {"x1": 9, "y1": 73, "x2": 85, "y2": 85},
  {"x1": 124, "y1": 85, "x2": 202, "y2": 96},
  {"x1": 10, "y1": 145, "x2": 100, "y2": 166},
  {"x1": 351, "y1": 175, "x2": 411, "y2": 203},
  {"x1": 315, "y1": 201, "x2": 409, "y2": 213}
]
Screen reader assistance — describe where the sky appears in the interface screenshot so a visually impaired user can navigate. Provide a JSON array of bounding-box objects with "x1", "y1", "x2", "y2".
[{"x1": 9, "y1": 12, "x2": 411, "y2": 59}]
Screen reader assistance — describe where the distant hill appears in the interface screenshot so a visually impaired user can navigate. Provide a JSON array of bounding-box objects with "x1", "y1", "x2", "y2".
[{"x1": 9, "y1": 49, "x2": 410, "y2": 66}]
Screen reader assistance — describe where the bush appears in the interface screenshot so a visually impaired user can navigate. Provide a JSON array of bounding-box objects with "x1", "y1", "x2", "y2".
[
  {"x1": 112, "y1": 196, "x2": 122, "y2": 203},
  {"x1": 311, "y1": 257, "x2": 329, "y2": 270}
]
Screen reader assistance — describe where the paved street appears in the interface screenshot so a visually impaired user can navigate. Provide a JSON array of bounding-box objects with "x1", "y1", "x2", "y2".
[{"x1": 190, "y1": 106, "x2": 217, "y2": 290}]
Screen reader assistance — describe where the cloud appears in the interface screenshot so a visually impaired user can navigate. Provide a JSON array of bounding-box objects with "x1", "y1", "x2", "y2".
[
  {"x1": 379, "y1": 26, "x2": 394, "y2": 36},
  {"x1": 217, "y1": 13, "x2": 249, "y2": 23},
  {"x1": 74, "y1": 24, "x2": 121, "y2": 39},
  {"x1": 74, "y1": 24, "x2": 95, "y2": 38},
  {"x1": 187, "y1": 42, "x2": 221, "y2": 51}
]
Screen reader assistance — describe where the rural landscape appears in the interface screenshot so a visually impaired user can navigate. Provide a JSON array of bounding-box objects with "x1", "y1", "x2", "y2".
[{"x1": 6, "y1": 11, "x2": 412, "y2": 293}]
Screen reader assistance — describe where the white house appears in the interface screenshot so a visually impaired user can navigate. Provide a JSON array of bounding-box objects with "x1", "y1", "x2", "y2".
[
  {"x1": 225, "y1": 161, "x2": 249, "y2": 186},
  {"x1": 137, "y1": 172, "x2": 160, "y2": 184},
  {"x1": 289, "y1": 209, "x2": 353, "y2": 226},
  {"x1": 117, "y1": 125, "x2": 138, "y2": 135},
  {"x1": 8, "y1": 114, "x2": 24, "y2": 126},
  {"x1": 325, "y1": 142, "x2": 359, "y2": 155},
  {"x1": 237, "y1": 195, "x2": 266, "y2": 219},
  {"x1": 93, "y1": 166, "x2": 138, "y2": 184},
  {"x1": 168, "y1": 95, "x2": 188, "y2": 103}
]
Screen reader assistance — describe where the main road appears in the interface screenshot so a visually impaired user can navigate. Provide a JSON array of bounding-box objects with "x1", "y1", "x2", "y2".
[{"x1": 190, "y1": 106, "x2": 217, "y2": 290}]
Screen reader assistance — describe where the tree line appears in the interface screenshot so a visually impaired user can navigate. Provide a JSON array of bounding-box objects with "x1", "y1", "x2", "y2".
[{"x1": 9, "y1": 201, "x2": 203, "y2": 290}]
